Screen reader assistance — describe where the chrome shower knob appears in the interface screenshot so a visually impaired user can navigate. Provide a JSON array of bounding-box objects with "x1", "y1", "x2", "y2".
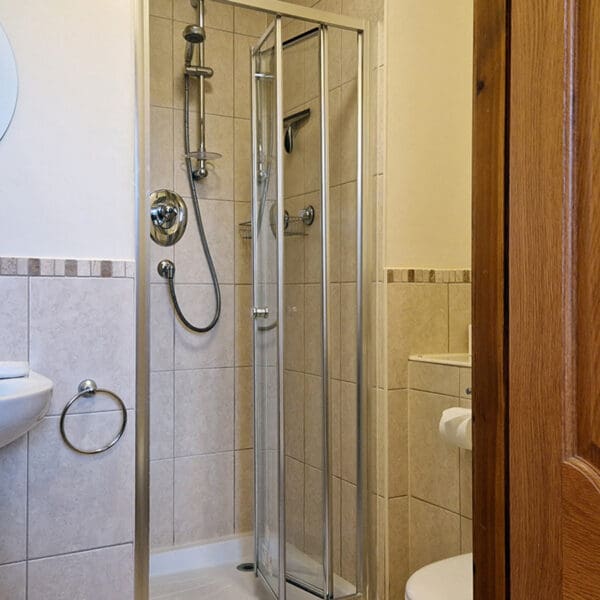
[{"x1": 149, "y1": 189, "x2": 188, "y2": 247}]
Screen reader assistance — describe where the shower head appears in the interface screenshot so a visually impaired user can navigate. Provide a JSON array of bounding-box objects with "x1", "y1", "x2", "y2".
[{"x1": 183, "y1": 24, "x2": 205, "y2": 44}]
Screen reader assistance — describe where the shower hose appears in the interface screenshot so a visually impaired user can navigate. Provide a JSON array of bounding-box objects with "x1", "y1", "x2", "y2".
[{"x1": 165, "y1": 72, "x2": 221, "y2": 333}]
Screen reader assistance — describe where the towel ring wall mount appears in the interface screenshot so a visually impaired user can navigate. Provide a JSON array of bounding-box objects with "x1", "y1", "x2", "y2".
[{"x1": 60, "y1": 379, "x2": 128, "y2": 455}]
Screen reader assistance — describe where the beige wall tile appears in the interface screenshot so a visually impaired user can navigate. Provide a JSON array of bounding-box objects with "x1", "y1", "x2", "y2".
[
  {"x1": 174, "y1": 368, "x2": 234, "y2": 455},
  {"x1": 286, "y1": 457, "x2": 305, "y2": 550},
  {"x1": 304, "y1": 374, "x2": 323, "y2": 469},
  {"x1": 150, "y1": 459, "x2": 174, "y2": 549},
  {"x1": 340, "y1": 181, "x2": 358, "y2": 283},
  {"x1": 389, "y1": 496, "x2": 409, "y2": 598},
  {"x1": 150, "y1": 371, "x2": 174, "y2": 460},
  {"x1": 341, "y1": 480, "x2": 357, "y2": 585},
  {"x1": 388, "y1": 389, "x2": 408, "y2": 498},
  {"x1": 303, "y1": 191, "x2": 323, "y2": 284},
  {"x1": 461, "y1": 517, "x2": 473, "y2": 554},
  {"x1": 303, "y1": 98, "x2": 321, "y2": 195},
  {"x1": 28, "y1": 413, "x2": 134, "y2": 558},
  {"x1": 150, "y1": 106, "x2": 174, "y2": 192},
  {"x1": 235, "y1": 366, "x2": 253, "y2": 449},
  {"x1": 174, "y1": 452, "x2": 234, "y2": 544},
  {"x1": 340, "y1": 80, "x2": 358, "y2": 185},
  {"x1": 174, "y1": 111, "x2": 234, "y2": 200},
  {"x1": 449, "y1": 283, "x2": 471, "y2": 353},
  {"x1": 332, "y1": 379, "x2": 342, "y2": 478},
  {"x1": 150, "y1": 0, "x2": 171, "y2": 18},
  {"x1": 408, "y1": 361, "x2": 460, "y2": 397},
  {"x1": 151, "y1": 283, "x2": 174, "y2": 371},
  {"x1": 234, "y1": 7, "x2": 267, "y2": 36},
  {"x1": 304, "y1": 464, "x2": 323, "y2": 560},
  {"x1": 0, "y1": 562, "x2": 25, "y2": 600},
  {"x1": 460, "y1": 367, "x2": 472, "y2": 399},
  {"x1": 329, "y1": 87, "x2": 342, "y2": 186},
  {"x1": 409, "y1": 390, "x2": 460, "y2": 511},
  {"x1": 332, "y1": 475, "x2": 342, "y2": 573},
  {"x1": 174, "y1": 199, "x2": 234, "y2": 284},
  {"x1": 341, "y1": 381, "x2": 357, "y2": 484},
  {"x1": 173, "y1": 284, "x2": 235, "y2": 368},
  {"x1": 284, "y1": 284, "x2": 305, "y2": 371},
  {"x1": 30, "y1": 277, "x2": 135, "y2": 415},
  {"x1": 284, "y1": 195, "x2": 306, "y2": 284},
  {"x1": 387, "y1": 283, "x2": 449, "y2": 389},
  {"x1": 0, "y1": 437, "x2": 26, "y2": 564},
  {"x1": 150, "y1": 16, "x2": 173, "y2": 108},
  {"x1": 28, "y1": 545, "x2": 133, "y2": 600},
  {"x1": 173, "y1": 0, "x2": 234, "y2": 29},
  {"x1": 340, "y1": 282, "x2": 357, "y2": 382},
  {"x1": 304, "y1": 284, "x2": 323, "y2": 376},
  {"x1": 235, "y1": 202, "x2": 252, "y2": 284},
  {"x1": 0, "y1": 277, "x2": 27, "y2": 362},
  {"x1": 329, "y1": 185, "x2": 342, "y2": 283},
  {"x1": 234, "y1": 34, "x2": 256, "y2": 119},
  {"x1": 284, "y1": 370, "x2": 305, "y2": 461},
  {"x1": 235, "y1": 449, "x2": 253, "y2": 533},
  {"x1": 235, "y1": 284, "x2": 253, "y2": 366},
  {"x1": 409, "y1": 498, "x2": 460, "y2": 574},
  {"x1": 205, "y1": 28, "x2": 234, "y2": 117},
  {"x1": 234, "y1": 119, "x2": 252, "y2": 203}
]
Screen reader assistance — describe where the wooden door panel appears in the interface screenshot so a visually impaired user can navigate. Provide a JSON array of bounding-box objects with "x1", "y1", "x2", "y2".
[
  {"x1": 562, "y1": 3, "x2": 600, "y2": 597},
  {"x1": 511, "y1": 1, "x2": 600, "y2": 598}
]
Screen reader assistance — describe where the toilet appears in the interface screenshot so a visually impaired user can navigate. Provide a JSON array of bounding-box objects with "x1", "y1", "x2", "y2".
[{"x1": 405, "y1": 553, "x2": 473, "y2": 600}]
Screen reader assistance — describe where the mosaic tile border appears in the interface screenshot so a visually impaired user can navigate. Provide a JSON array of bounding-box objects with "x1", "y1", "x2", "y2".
[
  {"x1": 0, "y1": 257, "x2": 135, "y2": 278},
  {"x1": 387, "y1": 268, "x2": 471, "y2": 284}
]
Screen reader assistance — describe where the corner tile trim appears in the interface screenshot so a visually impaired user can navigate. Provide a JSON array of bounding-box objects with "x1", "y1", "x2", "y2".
[
  {"x1": 0, "y1": 257, "x2": 135, "y2": 279},
  {"x1": 386, "y1": 268, "x2": 471, "y2": 284}
]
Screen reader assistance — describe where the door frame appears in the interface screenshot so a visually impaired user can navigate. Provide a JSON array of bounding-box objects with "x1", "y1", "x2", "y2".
[{"x1": 472, "y1": 0, "x2": 510, "y2": 598}]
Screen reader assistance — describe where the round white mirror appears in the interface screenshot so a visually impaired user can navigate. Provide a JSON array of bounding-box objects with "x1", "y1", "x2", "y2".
[{"x1": 0, "y1": 23, "x2": 18, "y2": 141}]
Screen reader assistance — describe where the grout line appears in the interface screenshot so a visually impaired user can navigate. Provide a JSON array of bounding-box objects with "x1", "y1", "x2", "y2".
[{"x1": 26, "y1": 542, "x2": 133, "y2": 565}]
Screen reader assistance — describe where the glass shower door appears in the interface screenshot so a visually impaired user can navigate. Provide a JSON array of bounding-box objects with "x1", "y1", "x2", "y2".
[{"x1": 252, "y1": 18, "x2": 286, "y2": 600}]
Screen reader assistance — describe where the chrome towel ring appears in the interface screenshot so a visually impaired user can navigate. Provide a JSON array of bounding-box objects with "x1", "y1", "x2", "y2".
[{"x1": 60, "y1": 379, "x2": 127, "y2": 455}]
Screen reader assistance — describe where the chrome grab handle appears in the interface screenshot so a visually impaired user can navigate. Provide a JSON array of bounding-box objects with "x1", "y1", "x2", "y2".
[{"x1": 252, "y1": 307, "x2": 269, "y2": 319}]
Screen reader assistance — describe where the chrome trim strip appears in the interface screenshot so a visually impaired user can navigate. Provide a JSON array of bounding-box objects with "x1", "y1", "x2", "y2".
[
  {"x1": 355, "y1": 29, "x2": 366, "y2": 597},
  {"x1": 213, "y1": 0, "x2": 365, "y2": 32},
  {"x1": 275, "y1": 16, "x2": 287, "y2": 600},
  {"x1": 319, "y1": 24, "x2": 334, "y2": 600},
  {"x1": 250, "y1": 39, "x2": 260, "y2": 579},
  {"x1": 134, "y1": 0, "x2": 150, "y2": 598}
]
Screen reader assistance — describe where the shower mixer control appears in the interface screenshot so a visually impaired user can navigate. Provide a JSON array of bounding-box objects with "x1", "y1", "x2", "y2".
[
  {"x1": 252, "y1": 307, "x2": 269, "y2": 319},
  {"x1": 149, "y1": 189, "x2": 188, "y2": 247}
]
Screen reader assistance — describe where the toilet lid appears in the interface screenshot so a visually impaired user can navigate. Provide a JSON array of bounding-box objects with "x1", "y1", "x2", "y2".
[{"x1": 405, "y1": 553, "x2": 473, "y2": 600}]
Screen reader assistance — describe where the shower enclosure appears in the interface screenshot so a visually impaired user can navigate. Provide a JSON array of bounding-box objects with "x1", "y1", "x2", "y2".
[
  {"x1": 141, "y1": 1, "x2": 368, "y2": 599},
  {"x1": 249, "y1": 6, "x2": 366, "y2": 600}
]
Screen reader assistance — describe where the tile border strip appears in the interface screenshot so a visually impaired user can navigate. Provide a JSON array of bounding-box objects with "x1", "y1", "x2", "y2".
[
  {"x1": 0, "y1": 257, "x2": 136, "y2": 278},
  {"x1": 386, "y1": 268, "x2": 472, "y2": 284}
]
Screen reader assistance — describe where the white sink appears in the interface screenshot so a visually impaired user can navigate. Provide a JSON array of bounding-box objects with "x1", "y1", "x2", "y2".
[{"x1": 0, "y1": 371, "x2": 53, "y2": 448}]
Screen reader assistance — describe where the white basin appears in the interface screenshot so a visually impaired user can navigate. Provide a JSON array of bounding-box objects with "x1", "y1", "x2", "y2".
[{"x1": 0, "y1": 371, "x2": 53, "y2": 448}]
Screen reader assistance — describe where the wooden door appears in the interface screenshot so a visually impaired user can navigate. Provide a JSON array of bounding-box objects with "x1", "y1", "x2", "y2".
[{"x1": 510, "y1": 1, "x2": 600, "y2": 598}]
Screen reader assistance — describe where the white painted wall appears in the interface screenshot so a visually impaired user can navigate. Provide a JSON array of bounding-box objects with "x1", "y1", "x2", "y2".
[
  {"x1": 385, "y1": 0, "x2": 473, "y2": 269},
  {"x1": 0, "y1": 0, "x2": 137, "y2": 260}
]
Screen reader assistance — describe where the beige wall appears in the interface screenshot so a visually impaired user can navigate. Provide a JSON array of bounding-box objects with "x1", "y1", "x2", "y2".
[
  {"x1": 0, "y1": 0, "x2": 136, "y2": 261},
  {"x1": 384, "y1": 0, "x2": 473, "y2": 269}
]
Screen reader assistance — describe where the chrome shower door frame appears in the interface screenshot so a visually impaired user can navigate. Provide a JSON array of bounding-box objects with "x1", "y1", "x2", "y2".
[
  {"x1": 245, "y1": 3, "x2": 369, "y2": 600},
  {"x1": 251, "y1": 17, "x2": 287, "y2": 600}
]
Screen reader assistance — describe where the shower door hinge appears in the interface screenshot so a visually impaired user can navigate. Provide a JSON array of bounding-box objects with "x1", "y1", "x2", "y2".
[{"x1": 252, "y1": 307, "x2": 269, "y2": 319}]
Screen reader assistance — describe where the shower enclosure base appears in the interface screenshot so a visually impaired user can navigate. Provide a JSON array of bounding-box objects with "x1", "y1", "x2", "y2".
[{"x1": 149, "y1": 535, "x2": 355, "y2": 599}]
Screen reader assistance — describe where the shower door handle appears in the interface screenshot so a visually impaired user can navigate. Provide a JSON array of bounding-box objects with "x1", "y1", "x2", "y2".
[{"x1": 252, "y1": 307, "x2": 269, "y2": 319}]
